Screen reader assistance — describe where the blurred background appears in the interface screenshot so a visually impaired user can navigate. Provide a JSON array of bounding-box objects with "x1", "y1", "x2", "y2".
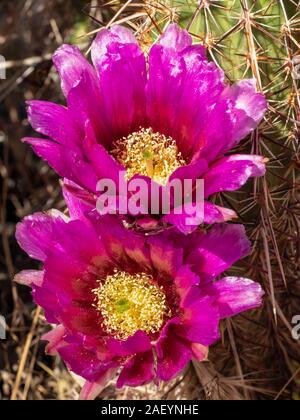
[{"x1": 0, "y1": 0, "x2": 299, "y2": 400}]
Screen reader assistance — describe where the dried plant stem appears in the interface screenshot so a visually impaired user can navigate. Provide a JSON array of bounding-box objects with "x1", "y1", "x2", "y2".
[{"x1": 10, "y1": 307, "x2": 41, "y2": 400}]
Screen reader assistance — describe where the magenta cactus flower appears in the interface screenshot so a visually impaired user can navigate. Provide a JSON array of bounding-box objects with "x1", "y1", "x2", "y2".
[
  {"x1": 15, "y1": 213, "x2": 264, "y2": 399},
  {"x1": 22, "y1": 23, "x2": 267, "y2": 234}
]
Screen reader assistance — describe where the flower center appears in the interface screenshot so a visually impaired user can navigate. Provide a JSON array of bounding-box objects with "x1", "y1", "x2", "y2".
[
  {"x1": 93, "y1": 270, "x2": 170, "y2": 340},
  {"x1": 111, "y1": 128, "x2": 186, "y2": 186}
]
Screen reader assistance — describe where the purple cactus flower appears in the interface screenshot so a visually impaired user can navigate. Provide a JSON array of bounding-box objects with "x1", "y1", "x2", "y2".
[
  {"x1": 15, "y1": 213, "x2": 264, "y2": 399},
  {"x1": 23, "y1": 23, "x2": 267, "y2": 234}
]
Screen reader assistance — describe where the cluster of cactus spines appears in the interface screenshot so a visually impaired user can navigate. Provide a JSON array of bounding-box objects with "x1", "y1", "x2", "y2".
[{"x1": 97, "y1": 0, "x2": 299, "y2": 399}]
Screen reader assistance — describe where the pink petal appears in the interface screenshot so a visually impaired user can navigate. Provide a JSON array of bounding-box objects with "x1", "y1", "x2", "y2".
[
  {"x1": 149, "y1": 236, "x2": 183, "y2": 277},
  {"x1": 14, "y1": 270, "x2": 44, "y2": 287},
  {"x1": 177, "y1": 292, "x2": 220, "y2": 346},
  {"x1": 22, "y1": 137, "x2": 66, "y2": 176},
  {"x1": 162, "y1": 203, "x2": 204, "y2": 235},
  {"x1": 209, "y1": 276, "x2": 264, "y2": 319},
  {"x1": 25, "y1": 100, "x2": 81, "y2": 145},
  {"x1": 223, "y1": 79, "x2": 267, "y2": 145},
  {"x1": 23, "y1": 136, "x2": 99, "y2": 192},
  {"x1": 62, "y1": 179, "x2": 95, "y2": 221},
  {"x1": 80, "y1": 369, "x2": 117, "y2": 400},
  {"x1": 168, "y1": 158, "x2": 208, "y2": 183},
  {"x1": 159, "y1": 23, "x2": 192, "y2": 51},
  {"x1": 58, "y1": 342, "x2": 117, "y2": 382},
  {"x1": 91, "y1": 25, "x2": 147, "y2": 141},
  {"x1": 16, "y1": 212, "x2": 65, "y2": 262},
  {"x1": 186, "y1": 224, "x2": 251, "y2": 280},
  {"x1": 42, "y1": 325, "x2": 67, "y2": 355},
  {"x1": 53, "y1": 44, "x2": 96, "y2": 98},
  {"x1": 191, "y1": 343, "x2": 209, "y2": 361},
  {"x1": 117, "y1": 350, "x2": 155, "y2": 388},
  {"x1": 196, "y1": 80, "x2": 267, "y2": 163},
  {"x1": 174, "y1": 265, "x2": 200, "y2": 300},
  {"x1": 156, "y1": 318, "x2": 192, "y2": 382},
  {"x1": 91, "y1": 25, "x2": 137, "y2": 64},
  {"x1": 66, "y1": 69, "x2": 110, "y2": 148},
  {"x1": 204, "y1": 155, "x2": 266, "y2": 197},
  {"x1": 203, "y1": 202, "x2": 238, "y2": 224},
  {"x1": 107, "y1": 331, "x2": 152, "y2": 358},
  {"x1": 92, "y1": 215, "x2": 152, "y2": 272},
  {"x1": 83, "y1": 120, "x2": 124, "y2": 186},
  {"x1": 146, "y1": 36, "x2": 216, "y2": 158}
]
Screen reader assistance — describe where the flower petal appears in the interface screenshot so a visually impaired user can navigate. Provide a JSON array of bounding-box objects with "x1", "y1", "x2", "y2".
[
  {"x1": 80, "y1": 370, "x2": 117, "y2": 400},
  {"x1": 194, "y1": 80, "x2": 267, "y2": 163},
  {"x1": 168, "y1": 158, "x2": 208, "y2": 183},
  {"x1": 223, "y1": 79, "x2": 267, "y2": 145},
  {"x1": 191, "y1": 343, "x2": 209, "y2": 362},
  {"x1": 146, "y1": 30, "x2": 217, "y2": 158},
  {"x1": 62, "y1": 179, "x2": 95, "y2": 221},
  {"x1": 22, "y1": 137, "x2": 66, "y2": 176},
  {"x1": 91, "y1": 25, "x2": 147, "y2": 141},
  {"x1": 208, "y1": 277, "x2": 264, "y2": 319},
  {"x1": 149, "y1": 236, "x2": 183, "y2": 277},
  {"x1": 117, "y1": 350, "x2": 155, "y2": 388},
  {"x1": 204, "y1": 155, "x2": 266, "y2": 197},
  {"x1": 92, "y1": 215, "x2": 152, "y2": 272},
  {"x1": 58, "y1": 342, "x2": 117, "y2": 382},
  {"x1": 26, "y1": 100, "x2": 81, "y2": 145},
  {"x1": 16, "y1": 212, "x2": 66, "y2": 262},
  {"x1": 186, "y1": 224, "x2": 251, "y2": 280},
  {"x1": 178, "y1": 292, "x2": 220, "y2": 346},
  {"x1": 107, "y1": 331, "x2": 152, "y2": 358},
  {"x1": 156, "y1": 318, "x2": 192, "y2": 382},
  {"x1": 42, "y1": 325, "x2": 67, "y2": 355},
  {"x1": 23, "y1": 136, "x2": 99, "y2": 192},
  {"x1": 91, "y1": 26, "x2": 137, "y2": 64},
  {"x1": 66, "y1": 69, "x2": 110, "y2": 148},
  {"x1": 159, "y1": 23, "x2": 192, "y2": 51},
  {"x1": 171, "y1": 60, "x2": 224, "y2": 158},
  {"x1": 174, "y1": 265, "x2": 200, "y2": 300},
  {"x1": 83, "y1": 120, "x2": 124, "y2": 186},
  {"x1": 14, "y1": 270, "x2": 44, "y2": 287},
  {"x1": 203, "y1": 202, "x2": 238, "y2": 224},
  {"x1": 53, "y1": 44, "x2": 96, "y2": 98},
  {"x1": 162, "y1": 203, "x2": 204, "y2": 235},
  {"x1": 146, "y1": 43, "x2": 187, "y2": 138}
]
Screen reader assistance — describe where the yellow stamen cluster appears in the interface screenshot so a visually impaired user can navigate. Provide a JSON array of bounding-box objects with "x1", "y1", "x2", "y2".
[
  {"x1": 93, "y1": 271, "x2": 170, "y2": 340},
  {"x1": 111, "y1": 128, "x2": 186, "y2": 186}
]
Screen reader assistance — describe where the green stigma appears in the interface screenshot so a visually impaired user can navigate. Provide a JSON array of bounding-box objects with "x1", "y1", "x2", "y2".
[{"x1": 115, "y1": 298, "x2": 130, "y2": 314}]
